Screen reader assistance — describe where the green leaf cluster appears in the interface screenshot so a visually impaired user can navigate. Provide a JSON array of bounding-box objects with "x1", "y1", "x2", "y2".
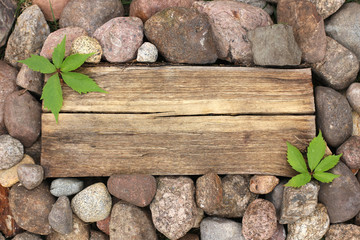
[
  {"x1": 18, "y1": 36, "x2": 106, "y2": 122},
  {"x1": 285, "y1": 131, "x2": 341, "y2": 188}
]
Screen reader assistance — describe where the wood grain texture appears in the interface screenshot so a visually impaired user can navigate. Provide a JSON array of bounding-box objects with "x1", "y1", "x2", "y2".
[
  {"x1": 41, "y1": 113, "x2": 315, "y2": 177},
  {"x1": 53, "y1": 66, "x2": 315, "y2": 115}
]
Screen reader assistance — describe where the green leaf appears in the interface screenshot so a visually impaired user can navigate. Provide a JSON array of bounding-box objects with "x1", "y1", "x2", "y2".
[
  {"x1": 60, "y1": 53, "x2": 94, "y2": 72},
  {"x1": 314, "y1": 154, "x2": 342, "y2": 173},
  {"x1": 313, "y1": 172, "x2": 340, "y2": 183},
  {"x1": 286, "y1": 142, "x2": 308, "y2": 173},
  {"x1": 52, "y1": 35, "x2": 66, "y2": 68},
  {"x1": 18, "y1": 55, "x2": 56, "y2": 74},
  {"x1": 41, "y1": 74, "x2": 63, "y2": 122},
  {"x1": 307, "y1": 131, "x2": 326, "y2": 171},
  {"x1": 285, "y1": 172, "x2": 311, "y2": 188},
  {"x1": 61, "y1": 72, "x2": 107, "y2": 94}
]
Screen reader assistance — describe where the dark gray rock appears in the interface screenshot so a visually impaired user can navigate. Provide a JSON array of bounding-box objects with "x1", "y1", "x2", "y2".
[
  {"x1": 265, "y1": 179, "x2": 286, "y2": 219},
  {"x1": 12, "y1": 232, "x2": 42, "y2": 240},
  {"x1": 0, "y1": 134, "x2": 23, "y2": 170},
  {"x1": 16, "y1": 65, "x2": 44, "y2": 95},
  {"x1": 347, "y1": 83, "x2": 360, "y2": 114},
  {"x1": 325, "y1": 224, "x2": 360, "y2": 239},
  {"x1": 318, "y1": 161, "x2": 360, "y2": 223},
  {"x1": 4, "y1": 91, "x2": 41, "y2": 148},
  {"x1": 144, "y1": 7, "x2": 217, "y2": 64},
  {"x1": 0, "y1": 0, "x2": 16, "y2": 47},
  {"x1": 59, "y1": 0, "x2": 124, "y2": 35},
  {"x1": 315, "y1": 86, "x2": 353, "y2": 147},
  {"x1": 325, "y1": 2, "x2": 360, "y2": 62},
  {"x1": 312, "y1": 37, "x2": 359, "y2": 90},
  {"x1": 50, "y1": 178, "x2": 84, "y2": 197},
  {"x1": 200, "y1": 217, "x2": 245, "y2": 240},
  {"x1": 24, "y1": 139, "x2": 41, "y2": 164},
  {"x1": 248, "y1": 24, "x2": 301, "y2": 66},
  {"x1": 337, "y1": 136, "x2": 360, "y2": 169},
  {"x1": 17, "y1": 164, "x2": 44, "y2": 190},
  {"x1": 4, "y1": 5, "x2": 49, "y2": 68},
  {"x1": 46, "y1": 215, "x2": 90, "y2": 240},
  {"x1": 48, "y1": 196, "x2": 73, "y2": 235}
]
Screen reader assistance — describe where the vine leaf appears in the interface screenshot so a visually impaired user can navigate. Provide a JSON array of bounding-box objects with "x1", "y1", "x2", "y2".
[
  {"x1": 285, "y1": 172, "x2": 311, "y2": 188},
  {"x1": 62, "y1": 72, "x2": 107, "y2": 94},
  {"x1": 52, "y1": 35, "x2": 66, "y2": 68},
  {"x1": 41, "y1": 74, "x2": 63, "y2": 123},
  {"x1": 286, "y1": 142, "x2": 308, "y2": 174},
  {"x1": 60, "y1": 53, "x2": 94, "y2": 72},
  {"x1": 307, "y1": 130, "x2": 326, "y2": 171},
  {"x1": 18, "y1": 55, "x2": 56, "y2": 74}
]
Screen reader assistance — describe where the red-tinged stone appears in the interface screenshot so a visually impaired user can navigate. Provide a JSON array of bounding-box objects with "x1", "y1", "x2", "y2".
[
  {"x1": 33, "y1": 0, "x2": 70, "y2": 21},
  {"x1": 249, "y1": 175, "x2": 279, "y2": 194},
  {"x1": 196, "y1": 173, "x2": 223, "y2": 213},
  {"x1": 96, "y1": 215, "x2": 110, "y2": 235},
  {"x1": 0, "y1": 185, "x2": 21, "y2": 238}
]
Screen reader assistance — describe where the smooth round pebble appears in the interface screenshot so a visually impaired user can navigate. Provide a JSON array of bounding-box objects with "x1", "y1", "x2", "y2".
[
  {"x1": 249, "y1": 175, "x2": 279, "y2": 194},
  {"x1": 347, "y1": 83, "x2": 360, "y2": 114},
  {"x1": 17, "y1": 164, "x2": 44, "y2": 190},
  {"x1": 71, "y1": 36, "x2": 102, "y2": 63},
  {"x1": 50, "y1": 178, "x2": 84, "y2": 197},
  {"x1": 0, "y1": 135, "x2": 24, "y2": 170},
  {"x1": 136, "y1": 42, "x2": 158, "y2": 63}
]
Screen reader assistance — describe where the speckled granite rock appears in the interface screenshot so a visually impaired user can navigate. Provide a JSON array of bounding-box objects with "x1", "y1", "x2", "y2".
[
  {"x1": 0, "y1": 0, "x2": 16, "y2": 47},
  {"x1": 308, "y1": 0, "x2": 346, "y2": 19},
  {"x1": 71, "y1": 36, "x2": 102, "y2": 63},
  {"x1": 325, "y1": 224, "x2": 360, "y2": 240},
  {"x1": 136, "y1": 42, "x2": 158, "y2": 63},
  {"x1": 0, "y1": 135, "x2": 23, "y2": 170},
  {"x1": 5, "y1": 5, "x2": 49, "y2": 68},
  {"x1": 200, "y1": 217, "x2": 245, "y2": 240}
]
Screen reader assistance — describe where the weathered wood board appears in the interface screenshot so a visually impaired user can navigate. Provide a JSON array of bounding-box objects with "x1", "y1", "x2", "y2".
[{"x1": 41, "y1": 66, "x2": 316, "y2": 177}]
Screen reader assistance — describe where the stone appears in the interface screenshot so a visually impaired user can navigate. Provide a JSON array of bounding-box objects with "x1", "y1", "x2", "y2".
[
  {"x1": 325, "y1": 2, "x2": 360, "y2": 62},
  {"x1": 70, "y1": 36, "x2": 102, "y2": 63},
  {"x1": 0, "y1": 0, "x2": 16, "y2": 47},
  {"x1": 242, "y1": 199, "x2": 277, "y2": 240},
  {"x1": 93, "y1": 17, "x2": 143, "y2": 63},
  {"x1": 200, "y1": 217, "x2": 245, "y2": 240},
  {"x1": 178, "y1": 233, "x2": 199, "y2": 240},
  {"x1": 249, "y1": 175, "x2": 279, "y2": 194},
  {"x1": 269, "y1": 224, "x2": 286, "y2": 240},
  {"x1": 347, "y1": 83, "x2": 360, "y2": 114},
  {"x1": 4, "y1": 91, "x2": 41, "y2": 147},
  {"x1": 315, "y1": 86, "x2": 353, "y2": 147},
  {"x1": 50, "y1": 178, "x2": 84, "y2": 197},
  {"x1": 325, "y1": 224, "x2": 360, "y2": 239},
  {"x1": 196, "y1": 173, "x2": 223, "y2": 214},
  {"x1": 0, "y1": 61, "x2": 17, "y2": 134},
  {"x1": 248, "y1": 24, "x2": 301, "y2": 66},
  {"x1": 287, "y1": 203, "x2": 330, "y2": 240},
  {"x1": 193, "y1": 0, "x2": 272, "y2": 64},
  {"x1": 353, "y1": 111, "x2": 360, "y2": 136},
  {"x1": 109, "y1": 201, "x2": 157, "y2": 240},
  {"x1": 46, "y1": 215, "x2": 90, "y2": 240},
  {"x1": 136, "y1": 42, "x2": 158, "y2": 63},
  {"x1": 9, "y1": 182, "x2": 55, "y2": 235},
  {"x1": 90, "y1": 230, "x2": 108, "y2": 240},
  {"x1": 144, "y1": 7, "x2": 217, "y2": 64},
  {"x1": 33, "y1": 0, "x2": 70, "y2": 21},
  {"x1": 13, "y1": 232, "x2": 42, "y2": 240},
  {"x1": 279, "y1": 181, "x2": 320, "y2": 224},
  {"x1": 0, "y1": 185, "x2": 21, "y2": 238},
  {"x1": 318, "y1": 161, "x2": 360, "y2": 223},
  {"x1": 24, "y1": 139, "x2": 41, "y2": 164},
  {"x1": 308, "y1": 0, "x2": 346, "y2": 19},
  {"x1": 17, "y1": 164, "x2": 44, "y2": 190},
  {"x1": 277, "y1": 0, "x2": 326, "y2": 63},
  {"x1": 312, "y1": 37, "x2": 359, "y2": 90},
  {"x1": 0, "y1": 154, "x2": 34, "y2": 187},
  {"x1": 107, "y1": 174, "x2": 156, "y2": 207},
  {"x1": 40, "y1": 27, "x2": 88, "y2": 60},
  {"x1": 0, "y1": 135, "x2": 23, "y2": 170},
  {"x1": 150, "y1": 176, "x2": 202, "y2": 239},
  {"x1": 220, "y1": 0, "x2": 274, "y2": 15},
  {"x1": 48, "y1": 196, "x2": 73, "y2": 235},
  {"x1": 59, "y1": 0, "x2": 124, "y2": 35},
  {"x1": 71, "y1": 182, "x2": 112, "y2": 222},
  {"x1": 5, "y1": 5, "x2": 50, "y2": 68},
  {"x1": 337, "y1": 136, "x2": 360, "y2": 169},
  {"x1": 355, "y1": 211, "x2": 360, "y2": 226},
  {"x1": 96, "y1": 215, "x2": 110, "y2": 235},
  {"x1": 129, "y1": 0, "x2": 196, "y2": 22},
  {"x1": 16, "y1": 64, "x2": 44, "y2": 95},
  {"x1": 265, "y1": 180, "x2": 286, "y2": 219}
]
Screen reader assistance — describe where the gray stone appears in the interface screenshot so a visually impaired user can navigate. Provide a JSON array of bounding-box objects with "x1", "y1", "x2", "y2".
[
  {"x1": 200, "y1": 217, "x2": 245, "y2": 240},
  {"x1": 136, "y1": 42, "x2": 158, "y2": 63},
  {"x1": 50, "y1": 178, "x2": 84, "y2": 197},
  {"x1": 265, "y1": 180, "x2": 286, "y2": 219},
  {"x1": 279, "y1": 181, "x2": 320, "y2": 224},
  {"x1": 315, "y1": 86, "x2": 353, "y2": 147},
  {"x1": 325, "y1": 224, "x2": 360, "y2": 240},
  {"x1": 24, "y1": 139, "x2": 41, "y2": 164},
  {"x1": 337, "y1": 136, "x2": 360, "y2": 169},
  {"x1": 71, "y1": 182, "x2": 112, "y2": 222},
  {"x1": 0, "y1": 0, "x2": 16, "y2": 47},
  {"x1": 48, "y1": 196, "x2": 73, "y2": 235},
  {"x1": 4, "y1": 91, "x2": 41, "y2": 147},
  {"x1": 17, "y1": 164, "x2": 44, "y2": 190},
  {"x1": 325, "y1": 2, "x2": 360, "y2": 62},
  {"x1": 347, "y1": 83, "x2": 360, "y2": 114},
  {"x1": 16, "y1": 64, "x2": 44, "y2": 95},
  {"x1": 318, "y1": 161, "x2": 360, "y2": 223},
  {"x1": 46, "y1": 215, "x2": 90, "y2": 240},
  {"x1": 0, "y1": 135, "x2": 23, "y2": 170},
  {"x1": 193, "y1": 0, "x2": 272, "y2": 64},
  {"x1": 12, "y1": 232, "x2": 42, "y2": 240},
  {"x1": 308, "y1": 0, "x2": 346, "y2": 19},
  {"x1": 144, "y1": 7, "x2": 217, "y2": 64},
  {"x1": 90, "y1": 230, "x2": 108, "y2": 240},
  {"x1": 0, "y1": 60, "x2": 17, "y2": 134},
  {"x1": 287, "y1": 203, "x2": 330, "y2": 240},
  {"x1": 5, "y1": 5, "x2": 50, "y2": 68},
  {"x1": 312, "y1": 37, "x2": 359, "y2": 90},
  {"x1": 59, "y1": 0, "x2": 124, "y2": 35},
  {"x1": 150, "y1": 176, "x2": 203, "y2": 239},
  {"x1": 109, "y1": 201, "x2": 157, "y2": 240},
  {"x1": 248, "y1": 24, "x2": 301, "y2": 66},
  {"x1": 70, "y1": 36, "x2": 102, "y2": 63}
]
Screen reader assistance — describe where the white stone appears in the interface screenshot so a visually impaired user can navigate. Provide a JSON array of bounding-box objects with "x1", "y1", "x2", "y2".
[{"x1": 137, "y1": 42, "x2": 158, "y2": 63}]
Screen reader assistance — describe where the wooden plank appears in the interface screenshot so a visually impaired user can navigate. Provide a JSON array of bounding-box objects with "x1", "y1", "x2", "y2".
[
  {"x1": 54, "y1": 66, "x2": 314, "y2": 115},
  {"x1": 41, "y1": 113, "x2": 315, "y2": 177}
]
